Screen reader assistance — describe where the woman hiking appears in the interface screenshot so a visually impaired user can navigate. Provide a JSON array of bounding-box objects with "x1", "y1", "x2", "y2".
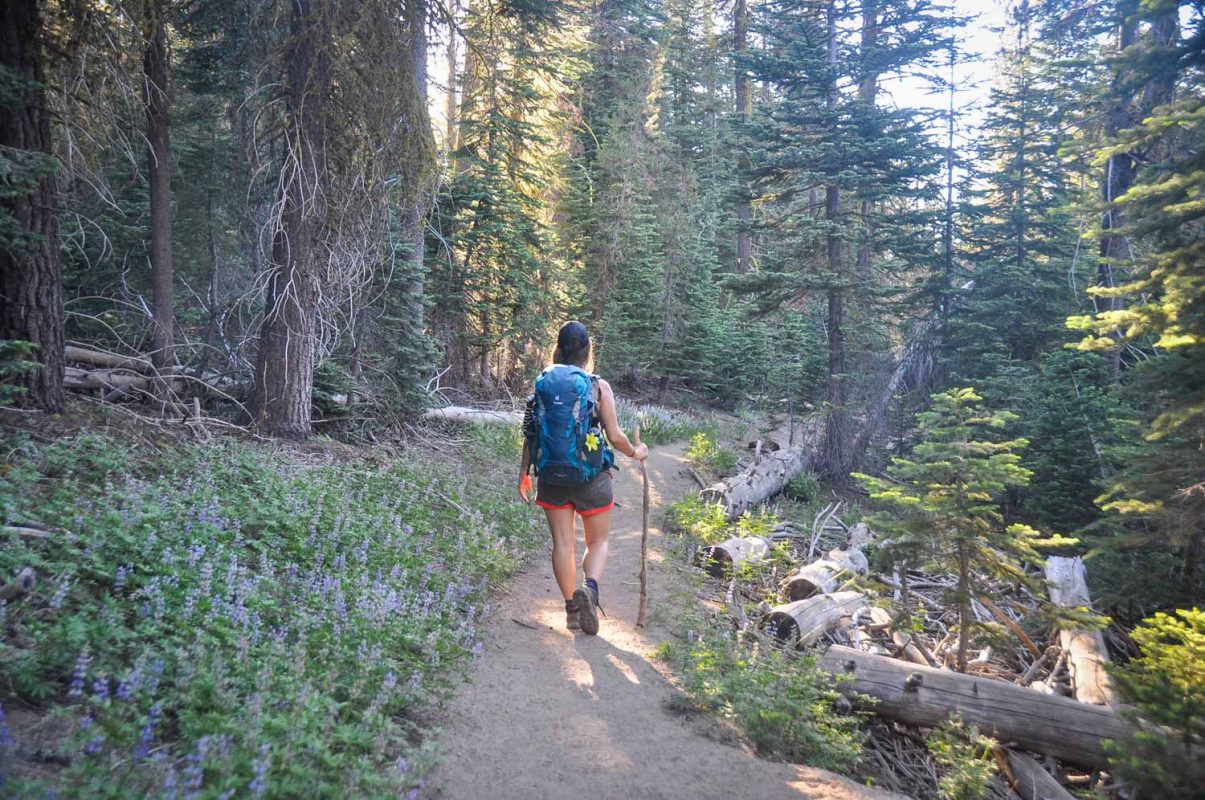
[{"x1": 518, "y1": 321, "x2": 648, "y2": 635}]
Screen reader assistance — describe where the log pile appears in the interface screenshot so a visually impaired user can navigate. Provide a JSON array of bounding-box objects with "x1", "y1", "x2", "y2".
[{"x1": 686, "y1": 474, "x2": 1171, "y2": 798}]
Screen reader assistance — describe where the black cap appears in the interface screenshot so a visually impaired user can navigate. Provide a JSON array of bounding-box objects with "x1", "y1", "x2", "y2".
[{"x1": 557, "y1": 321, "x2": 589, "y2": 351}]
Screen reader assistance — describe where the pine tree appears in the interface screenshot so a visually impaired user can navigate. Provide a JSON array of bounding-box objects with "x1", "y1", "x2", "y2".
[
  {"x1": 1067, "y1": 2, "x2": 1204, "y2": 589},
  {"x1": 0, "y1": 0, "x2": 64, "y2": 412},
  {"x1": 856, "y1": 388, "x2": 1068, "y2": 672}
]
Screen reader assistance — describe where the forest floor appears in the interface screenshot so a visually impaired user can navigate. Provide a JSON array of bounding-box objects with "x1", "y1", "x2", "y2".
[{"x1": 421, "y1": 441, "x2": 905, "y2": 800}]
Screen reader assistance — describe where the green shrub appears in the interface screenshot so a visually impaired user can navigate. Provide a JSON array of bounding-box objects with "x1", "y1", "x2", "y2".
[
  {"x1": 658, "y1": 616, "x2": 865, "y2": 771},
  {"x1": 926, "y1": 718, "x2": 997, "y2": 800},
  {"x1": 1106, "y1": 607, "x2": 1204, "y2": 799},
  {"x1": 686, "y1": 432, "x2": 738, "y2": 476},
  {"x1": 0, "y1": 430, "x2": 543, "y2": 798},
  {"x1": 0, "y1": 339, "x2": 37, "y2": 405},
  {"x1": 665, "y1": 496, "x2": 729, "y2": 544},
  {"x1": 784, "y1": 472, "x2": 819, "y2": 503}
]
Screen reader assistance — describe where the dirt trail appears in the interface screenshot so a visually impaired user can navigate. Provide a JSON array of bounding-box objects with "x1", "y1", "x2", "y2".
[{"x1": 423, "y1": 443, "x2": 905, "y2": 800}]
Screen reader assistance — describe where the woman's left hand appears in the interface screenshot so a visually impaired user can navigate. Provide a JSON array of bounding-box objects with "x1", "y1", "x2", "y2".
[{"x1": 519, "y1": 473, "x2": 534, "y2": 502}]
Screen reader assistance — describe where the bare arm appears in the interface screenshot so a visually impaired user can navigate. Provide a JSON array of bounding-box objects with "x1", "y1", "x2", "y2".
[{"x1": 597, "y1": 380, "x2": 648, "y2": 461}]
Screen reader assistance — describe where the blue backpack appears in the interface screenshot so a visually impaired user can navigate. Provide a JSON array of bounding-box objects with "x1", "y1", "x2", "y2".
[{"x1": 526, "y1": 365, "x2": 614, "y2": 486}]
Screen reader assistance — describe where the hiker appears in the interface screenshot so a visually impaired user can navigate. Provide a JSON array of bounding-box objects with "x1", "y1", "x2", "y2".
[{"x1": 519, "y1": 321, "x2": 648, "y2": 635}]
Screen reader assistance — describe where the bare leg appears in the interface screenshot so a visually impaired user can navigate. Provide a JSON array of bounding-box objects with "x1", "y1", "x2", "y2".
[
  {"x1": 544, "y1": 507, "x2": 577, "y2": 599},
  {"x1": 581, "y1": 509, "x2": 611, "y2": 583}
]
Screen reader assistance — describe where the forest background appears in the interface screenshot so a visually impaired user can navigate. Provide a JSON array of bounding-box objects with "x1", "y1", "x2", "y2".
[{"x1": 1, "y1": 0, "x2": 1202, "y2": 662}]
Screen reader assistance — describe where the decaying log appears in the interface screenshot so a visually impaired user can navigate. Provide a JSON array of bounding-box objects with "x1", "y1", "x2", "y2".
[
  {"x1": 2, "y1": 526, "x2": 50, "y2": 540},
  {"x1": 421, "y1": 406, "x2": 522, "y2": 425},
  {"x1": 995, "y1": 749, "x2": 1076, "y2": 800},
  {"x1": 820, "y1": 645, "x2": 1132, "y2": 768},
  {"x1": 0, "y1": 567, "x2": 36, "y2": 602},
  {"x1": 65, "y1": 345, "x2": 154, "y2": 374},
  {"x1": 892, "y1": 630, "x2": 938, "y2": 668},
  {"x1": 780, "y1": 546, "x2": 868, "y2": 601},
  {"x1": 701, "y1": 417, "x2": 823, "y2": 519},
  {"x1": 64, "y1": 367, "x2": 185, "y2": 393},
  {"x1": 699, "y1": 536, "x2": 772, "y2": 577},
  {"x1": 1045, "y1": 556, "x2": 1117, "y2": 706},
  {"x1": 766, "y1": 591, "x2": 867, "y2": 647}
]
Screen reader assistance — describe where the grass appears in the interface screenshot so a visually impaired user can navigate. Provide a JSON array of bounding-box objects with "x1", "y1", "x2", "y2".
[
  {"x1": 0, "y1": 422, "x2": 543, "y2": 798},
  {"x1": 653, "y1": 611, "x2": 866, "y2": 772}
]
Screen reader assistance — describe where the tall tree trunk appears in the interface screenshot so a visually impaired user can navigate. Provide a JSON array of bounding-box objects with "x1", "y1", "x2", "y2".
[
  {"x1": 0, "y1": 0, "x2": 64, "y2": 412},
  {"x1": 941, "y1": 48, "x2": 955, "y2": 322},
  {"x1": 143, "y1": 0, "x2": 175, "y2": 406},
  {"x1": 402, "y1": 0, "x2": 433, "y2": 340},
  {"x1": 253, "y1": 0, "x2": 330, "y2": 438},
  {"x1": 733, "y1": 0, "x2": 752, "y2": 274},
  {"x1": 854, "y1": 0, "x2": 878, "y2": 279},
  {"x1": 1097, "y1": 0, "x2": 1139, "y2": 379},
  {"x1": 821, "y1": 0, "x2": 846, "y2": 481},
  {"x1": 444, "y1": 0, "x2": 460, "y2": 151}
]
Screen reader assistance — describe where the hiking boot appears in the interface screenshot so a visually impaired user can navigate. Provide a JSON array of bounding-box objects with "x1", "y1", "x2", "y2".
[
  {"x1": 566, "y1": 606, "x2": 581, "y2": 631},
  {"x1": 573, "y1": 585, "x2": 602, "y2": 636}
]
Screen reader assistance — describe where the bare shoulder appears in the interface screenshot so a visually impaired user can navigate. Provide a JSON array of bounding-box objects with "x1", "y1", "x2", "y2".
[{"x1": 596, "y1": 377, "x2": 614, "y2": 396}]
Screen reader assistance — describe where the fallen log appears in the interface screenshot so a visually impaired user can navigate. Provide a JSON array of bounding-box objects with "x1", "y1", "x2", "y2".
[
  {"x1": 766, "y1": 591, "x2": 867, "y2": 647},
  {"x1": 1045, "y1": 556, "x2": 1117, "y2": 706},
  {"x1": 0, "y1": 567, "x2": 36, "y2": 602},
  {"x1": 65, "y1": 344, "x2": 153, "y2": 374},
  {"x1": 421, "y1": 406, "x2": 522, "y2": 425},
  {"x1": 699, "y1": 535, "x2": 772, "y2": 577},
  {"x1": 64, "y1": 366, "x2": 184, "y2": 393},
  {"x1": 995, "y1": 749, "x2": 1076, "y2": 800},
  {"x1": 819, "y1": 645, "x2": 1132, "y2": 768},
  {"x1": 2, "y1": 526, "x2": 50, "y2": 540},
  {"x1": 701, "y1": 416, "x2": 823, "y2": 519},
  {"x1": 780, "y1": 546, "x2": 868, "y2": 601}
]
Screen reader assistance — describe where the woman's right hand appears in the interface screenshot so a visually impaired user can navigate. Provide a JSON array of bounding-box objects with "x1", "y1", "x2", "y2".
[
  {"x1": 519, "y1": 473, "x2": 534, "y2": 502},
  {"x1": 632, "y1": 443, "x2": 649, "y2": 462}
]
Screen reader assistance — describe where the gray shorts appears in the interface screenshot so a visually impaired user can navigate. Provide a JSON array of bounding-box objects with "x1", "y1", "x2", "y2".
[{"x1": 536, "y1": 471, "x2": 614, "y2": 516}]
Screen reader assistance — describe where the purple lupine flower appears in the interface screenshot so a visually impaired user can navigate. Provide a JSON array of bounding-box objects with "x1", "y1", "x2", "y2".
[
  {"x1": 249, "y1": 743, "x2": 270, "y2": 799},
  {"x1": 145, "y1": 660, "x2": 165, "y2": 695},
  {"x1": 83, "y1": 735, "x2": 104, "y2": 755},
  {"x1": 395, "y1": 756, "x2": 409, "y2": 778},
  {"x1": 0, "y1": 702, "x2": 13, "y2": 753},
  {"x1": 68, "y1": 650, "x2": 91, "y2": 698},
  {"x1": 50, "y1": 575, "x2": 71, "y2": 609},
  {"x1": 117, "y1": 666, "x2": 142, "y2": 701},
  {"x1": 182, "y1": 735, "x2": 210, "y2": 796},
  {"x1": 91, "y1": 677, "x2": 109, "y2": 700},
  {"x1": 135, "y1": 702, "x2": 162, "y2": 760}
]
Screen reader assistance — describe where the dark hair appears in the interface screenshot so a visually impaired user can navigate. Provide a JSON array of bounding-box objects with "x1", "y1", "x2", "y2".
[{"x1": 553, "y1": 320, "x2": 591, "y2": 367}]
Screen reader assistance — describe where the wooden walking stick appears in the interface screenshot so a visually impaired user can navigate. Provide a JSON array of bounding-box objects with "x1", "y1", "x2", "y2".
[{"x1": 635, "y1": 425, "x2": 650, "y2": 627}]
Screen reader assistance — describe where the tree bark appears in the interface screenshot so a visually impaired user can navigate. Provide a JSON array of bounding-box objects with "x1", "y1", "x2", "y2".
[
  {"x1": 400, "y1": 0, "x2": 435, "y2": 361},
  {"x1": 253, "y1": 0, "x2": 330, "y2": 438},
  {"x1": 820, "y1": 0, "x2": 847, "y2": 481},
  {"x1": 780, "y1": 546, "x2": 869, "y2": 601},
  {"x1": 0, "y1": 0, "x2": 64, "y2": 412},
  {"x1": 1045, "y1": 556, "x2": 1118, "y2": 706},
  {"x1": 421, "y1": 405, "x2": 520, "y2": 424},
  {"x1": 701, "y1": 415, "x2": 823, "y2": 519},
  {"x1": 733, "y1": 0, "x2": 751, "y2": 274},
  {"x1": 821, "y1": 645, "x2": 1135, "y2": 769},
  {"x1": 767, "y1": 591, "x2": 867, "y2": 647},
  {"x1": 143, "y1": 0, "x2": 175, "y2": 406},
  {"x1": 995, "y1": 749, "x2": 1076, "y2": 800},
  {"x1": 1097, "y1": 1, "x2": 1139, "y2": 378}
]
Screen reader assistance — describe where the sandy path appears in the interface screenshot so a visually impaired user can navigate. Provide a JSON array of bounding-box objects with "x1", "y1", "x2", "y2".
[{"x1": 423, "y1": 443, "x2": 906, "y2": 800}]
